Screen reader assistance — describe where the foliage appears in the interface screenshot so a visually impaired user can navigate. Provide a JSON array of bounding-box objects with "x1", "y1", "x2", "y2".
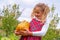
[
  {"x1": 8, "y1": 33, "x2": 19, "y2": 40},
  {"x1": 42, "y1": 15, "x2": 60, "y2": 40},
  {"x1": 0, "y1": 33, "x2": 21, "y2": 40},
  {"x1": 0, "y1": 4, "x2": 21, "y2": 37}
]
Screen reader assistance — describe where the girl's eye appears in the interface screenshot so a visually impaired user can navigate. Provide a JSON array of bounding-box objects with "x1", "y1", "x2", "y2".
[
  {"x1": 35, "y1": 11, "x2": 40, "y2": 13},
  {"x1": 36, "y1": 12, "x2": 39, "y2": 13}
]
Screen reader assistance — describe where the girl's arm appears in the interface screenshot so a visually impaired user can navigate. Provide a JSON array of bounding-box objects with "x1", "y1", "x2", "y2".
[
  {"x1": 32, "y1": 22, "x2": 49, "y2": 36},
  {"x1": 32, "y1": 17, "x2": 52, "y2": 36}
]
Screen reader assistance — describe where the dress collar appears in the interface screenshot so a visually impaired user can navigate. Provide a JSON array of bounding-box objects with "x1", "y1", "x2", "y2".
[{"x1": 33, "y1": 17, "x2": 46, "y2": 23}]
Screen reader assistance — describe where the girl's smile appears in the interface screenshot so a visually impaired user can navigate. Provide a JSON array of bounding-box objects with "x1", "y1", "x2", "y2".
[{"x1": 33, "y1": 7, "x2": 43, "y2": 19}]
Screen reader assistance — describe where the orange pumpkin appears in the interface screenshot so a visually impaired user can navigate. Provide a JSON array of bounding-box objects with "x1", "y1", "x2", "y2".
[{"x1": 16, "y1": 20, "x2": 30, "y2": 31}]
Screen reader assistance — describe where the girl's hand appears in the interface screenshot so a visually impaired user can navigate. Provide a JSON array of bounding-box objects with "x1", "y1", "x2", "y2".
[
  {"x1": 20, "y1": 29, "x2": 33, "y2": 36},
  {"x1": 14, "y1": 30, "x2": 21, "y2": 36}
]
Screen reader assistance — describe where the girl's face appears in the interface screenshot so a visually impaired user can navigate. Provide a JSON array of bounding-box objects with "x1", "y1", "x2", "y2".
[{"x1": 33, "y1": 7, "x2": 43, "y2": 19}]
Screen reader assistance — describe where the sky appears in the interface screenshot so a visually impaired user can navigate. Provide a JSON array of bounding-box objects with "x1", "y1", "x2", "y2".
[{"x1": 0, "y1": 0, "x2": 60, "y2": 29}]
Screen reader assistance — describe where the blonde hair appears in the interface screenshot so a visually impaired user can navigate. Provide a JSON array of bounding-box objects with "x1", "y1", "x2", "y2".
[{"x1": 31, "y1": 3, "x2": 50, "y2": 20}]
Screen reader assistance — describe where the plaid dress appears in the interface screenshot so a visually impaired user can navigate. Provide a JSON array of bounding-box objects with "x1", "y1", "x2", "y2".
[{"x1": 20, "y1": 18, "x2": 45, "y2": 40}]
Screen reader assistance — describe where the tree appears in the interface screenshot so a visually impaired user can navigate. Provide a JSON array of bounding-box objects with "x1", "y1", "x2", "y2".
[{"x1": 0, "y1": 4, "x2": 21, "y2": 37}]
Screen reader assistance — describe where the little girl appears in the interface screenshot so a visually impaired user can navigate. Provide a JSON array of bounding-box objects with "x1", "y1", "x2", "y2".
[{"x1": 15, "y1": 3, "x2": 50, "y2": 40}]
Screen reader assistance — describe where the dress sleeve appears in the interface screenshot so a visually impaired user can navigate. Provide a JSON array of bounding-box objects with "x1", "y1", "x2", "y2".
[{"x1": 32, "y1": 16, "x2": 52, "y2": 36}]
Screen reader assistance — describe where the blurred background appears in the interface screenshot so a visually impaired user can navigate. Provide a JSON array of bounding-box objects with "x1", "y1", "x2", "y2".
[{"x1": 0, "y1": 0, "x2": 60, "y2": 40}]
